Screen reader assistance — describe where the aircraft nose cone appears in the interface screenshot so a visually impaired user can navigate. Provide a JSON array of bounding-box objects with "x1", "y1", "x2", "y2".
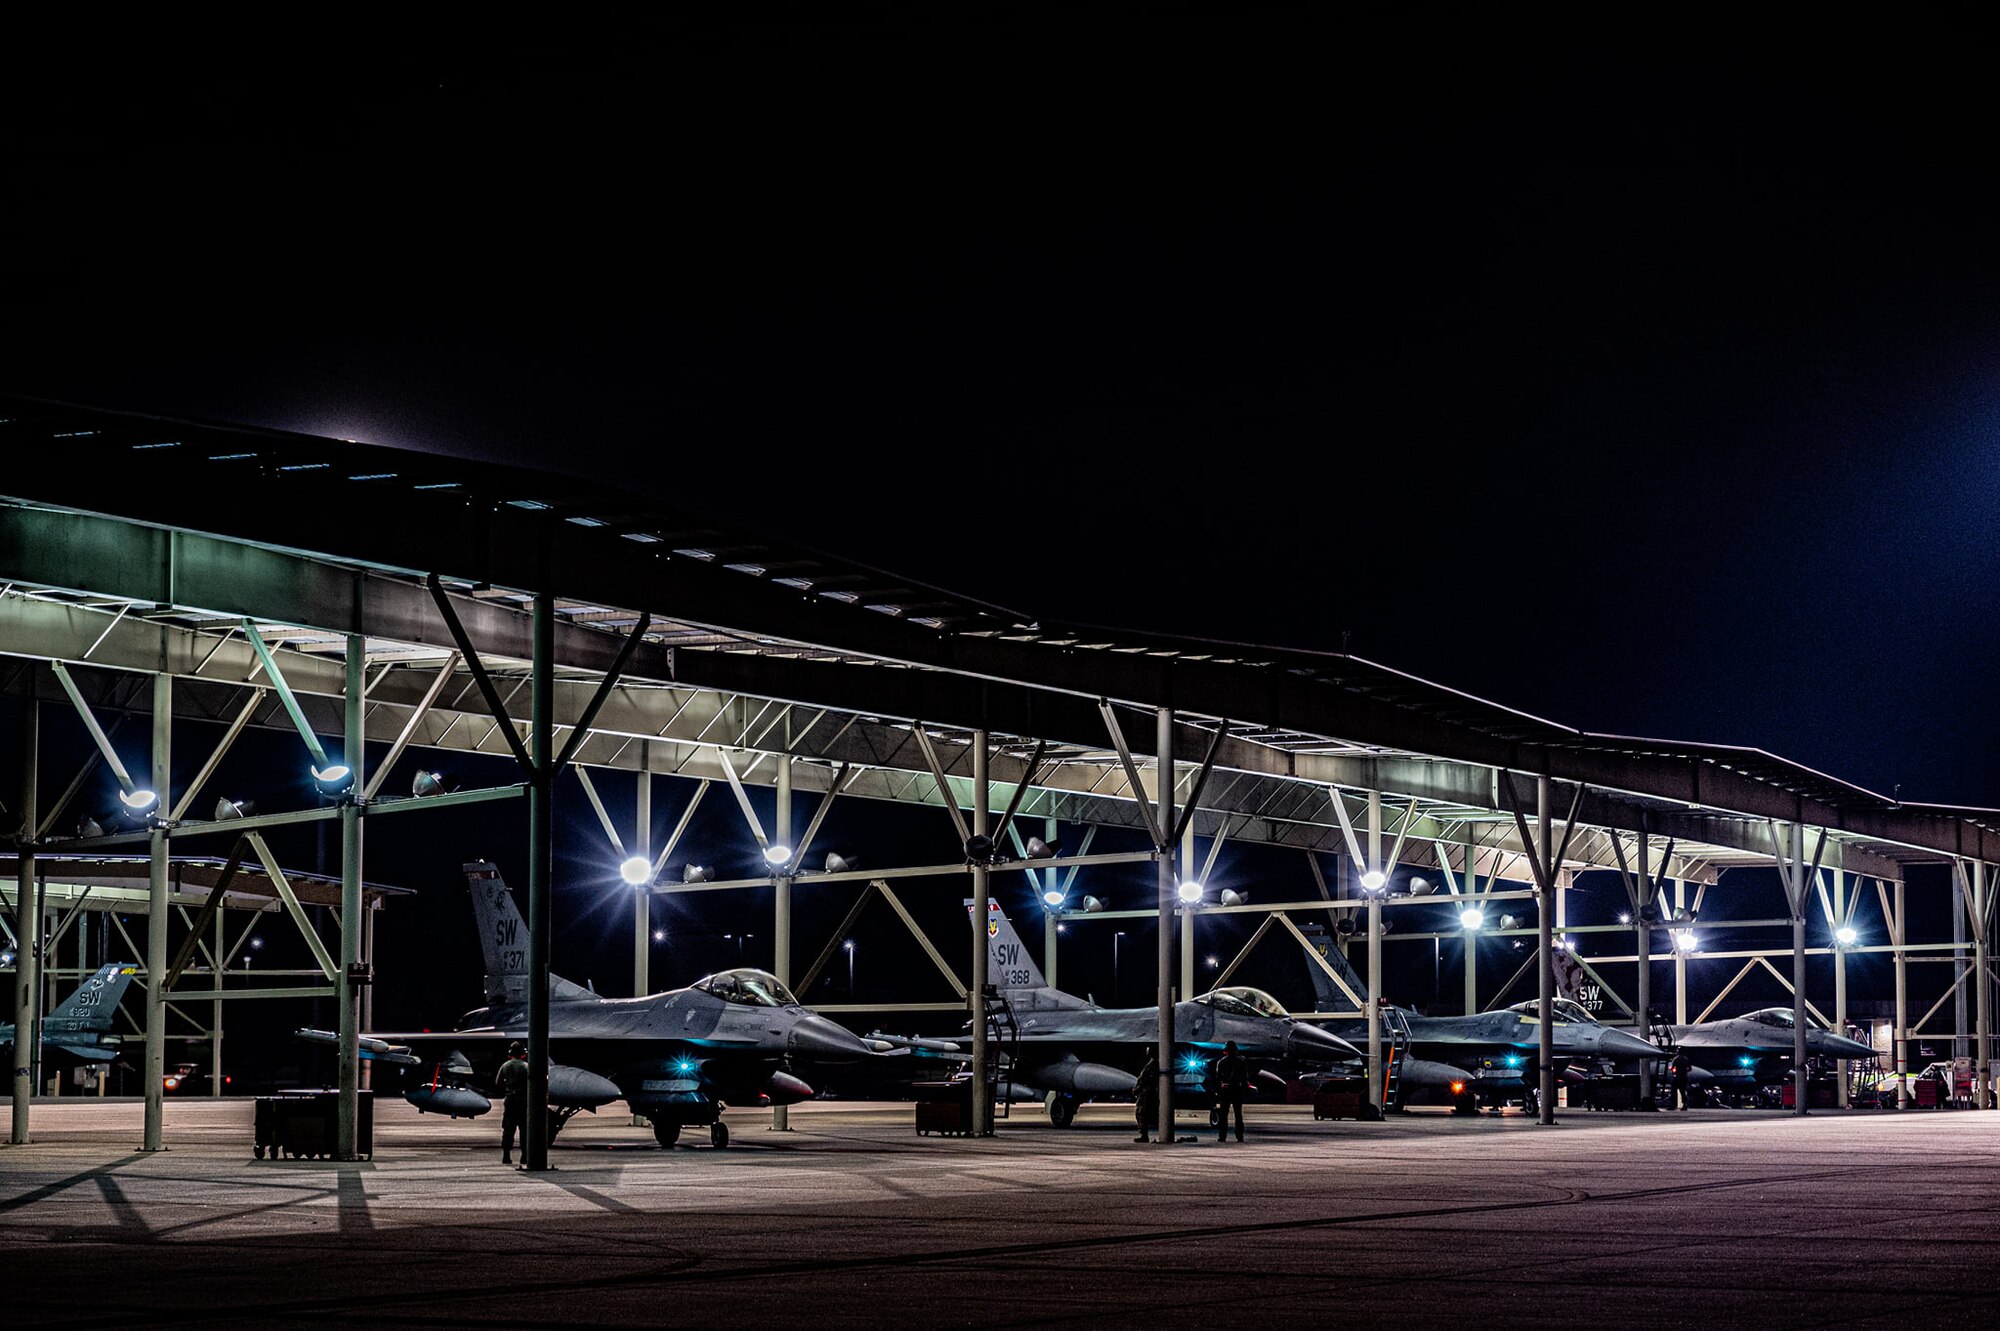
[
  {"x1": 1289, "y1": 1021, "x2": 1362, "y2": 1063},
  {"x1": 1599, "y1": 1027, "x2": 1666, "y2": 1060},
  {"x1": 1821, "y1": 1032, "x2": 1878, "y2": 1060},
  {"x1": 787, "y1": 1012, "x2": 874, "y2": 1062}
]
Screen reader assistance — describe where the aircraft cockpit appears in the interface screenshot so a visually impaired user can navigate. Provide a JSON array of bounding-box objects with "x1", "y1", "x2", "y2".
[
  {"x1": 1195, "y1": 986, "x2": 1290, "y2": 1019},
  {"x1": 1745, "y1": 1007, "x2": 1821, "y2": 1031},
  {"x1": 1506, "y1": 998, "x2": 1597, "y2": 1024},
  {"x1": 695, "y1": 968, "x2": 800, "y2": 1007}
]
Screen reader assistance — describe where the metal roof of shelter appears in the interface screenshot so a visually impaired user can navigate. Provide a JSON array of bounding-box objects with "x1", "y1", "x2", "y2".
[
  {"x1": 1, "y1": 394, "x2": 1996, "y2": 882},
  {"x1": 0, "y1": 854, "x2": 409, "y2": 913}
]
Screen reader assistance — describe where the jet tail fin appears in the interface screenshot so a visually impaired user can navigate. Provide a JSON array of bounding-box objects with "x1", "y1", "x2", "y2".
[
  {"x1": 46, "y1": 964, "x2": 137, "y2": 1031},
  {"x1": 1299, "y1": 924, "x2": 1369, "y2": 1011},
  {"x1": 465, "y1": 861, "x2": 530, "y2": 1006},
  {"x1": 966, "y1": 898, "x2": 1047, "y2": 992}
]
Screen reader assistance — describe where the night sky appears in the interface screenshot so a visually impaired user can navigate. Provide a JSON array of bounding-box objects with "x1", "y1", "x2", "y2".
[{"x1": 7, "y1": 10, "x2": 1998, "y2": 1054}]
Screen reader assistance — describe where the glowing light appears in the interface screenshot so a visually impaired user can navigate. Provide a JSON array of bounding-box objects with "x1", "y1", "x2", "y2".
[
  {"x1": 1617, "y1": 912, "x2": 1632, "y2": 925},
  {"x1": 1460, "y1": 908, "x2": 1485, "y2": 930},
  {"x1": 1450, "y1": 1081, "x2": 1466, "y2": 1094},
  {"x1": 1504, "y1": 1055, "x2": 1522, "y2": 1068},
  {"x1": 1359, "y1": 870, "x2": 1387, "y2": 892},
  {"x1": 1739, "y1": 1056, "x2": 1756, "y2": 1067},
  {"x1": 763, "y1": 844, "x2": 793, "y2": 867},
  {"x1": 311, "y1": 763, "x2": 352, "y2": 791},
  {"x1": 1835, "y1": 926, "x2": 1858, "y2": 946},
  {"x1": 1181, "y1": 1055, "x2": 1205, "y2": 1073},
  {"x1": 1043, "y1": 889, "x2": 1064, "y2": 907},
  {"x1": 1177, "y1": 879, "x2": 1203, "y2": 905},
  {"x1": 652, "y1": 928, "x2": 666, "y2": 943},
  {"x1": 674, "y1": 1058, "x2": 697, "y2": 1075},
  {"x1": 1673, "y1": 931, "x2": 1699, "y2": 953},
  {"x1": 619, "y1": 856, "x2": 652, "y2": 886},
  {"x1": 117, "y1": 788, "x2": 158, "y2": 811}
]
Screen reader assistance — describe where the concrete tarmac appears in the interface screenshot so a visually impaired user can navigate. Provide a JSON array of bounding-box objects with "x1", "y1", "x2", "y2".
[{"x1": 4, "y1": 1098, "x2": 1999, "y2": 1328}]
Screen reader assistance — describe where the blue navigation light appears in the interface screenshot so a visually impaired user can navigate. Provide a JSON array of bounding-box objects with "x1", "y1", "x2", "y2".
[
  {"x1": 1504, "y1": 1055, "x2": 1522, "y2": 1068},
  {"x1": 674, "y1": 1058, "x2": 698, "y2": 1074},
  {"x1": 1739, "y1": 1056, "x2": 1755, "y2": 1067},
  {"x1": 1182, "y1": 1055, "x2": 1205, "y2": 1072}
]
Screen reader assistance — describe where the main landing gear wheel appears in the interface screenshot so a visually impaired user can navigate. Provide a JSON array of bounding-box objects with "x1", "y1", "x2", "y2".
[
  {"x1": 1048, "y1": 1095, "x2": 1078, "y2": 1128},
  {"x1": 710, "y1": 1121, "x2": 730, "y2": 1149},
  {"x1": 653, "y1": 1121, "x2": 682, "y2": 1149}
]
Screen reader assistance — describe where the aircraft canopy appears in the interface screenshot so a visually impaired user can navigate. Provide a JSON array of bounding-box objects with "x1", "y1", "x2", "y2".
[
  {"x1": 694, "y1": 969, "x2": 799, "y2": 1007},
  {"x1": 1196, "y1": 986, "x2": 1289, "y2": 1019}
]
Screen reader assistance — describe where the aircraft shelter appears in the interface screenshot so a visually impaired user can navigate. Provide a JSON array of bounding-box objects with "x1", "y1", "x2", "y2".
[{"x1": 3, "y1": 395, "x2": 1997, "y2": 1166}]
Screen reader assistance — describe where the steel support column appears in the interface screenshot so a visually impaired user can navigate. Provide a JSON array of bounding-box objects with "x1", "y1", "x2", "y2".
[
  {"x1": 336, "y1": 633, "x2": 365, "y2": 1160},
  {"x1": 211, "y1": 906, "x2": 224, "y2": 1098},
  {"x1": 772, "y1": 755, "x2": 793, "y2": 1133},
  {"x1": 1953, "y1": 878, "x2": 1968, "y2": 1058},
  {"x1": 1536, "y1": 774, "x2": 1555, "y2": 1125},
  {"x1": 1833, "y1": 868, "x2": 1848, "y2": 1109},
  {"x1": 1975, "y1": 861, "x2": 1993, "y2": 1110},
  {"x1": 1635, "y1": 829, "x2": 1653, "y2": 1105},
  {"x1": 1673, "y1": 879, "x2": 1688, "y2": 1025},
  {"x1": 1366, "y1": 790, "x2": 1383, "y2": 1111},
  {"x1": 1179, "y1": 823, "x2": 1195, "y2": 999},
  {"x1": 524, "y1": 589, "x2": 554, "y2": 1171},
  {"x1": 1894, "y1": 879, "x2": 1909, "y2": 1108},
  {"x1": 141, "y1": 673, "x2": 170, "y2": 1151},
  {"x1": 634, "y1": 745, "x2": 651, "y2": 998},
  {"x1": 1044, "y1": 910, "x2": 1058, "y2": 990},
  {"x1": 969, "y1": 729, "x2": 991, "y2": 1136},
  {"x1": 10, "y1": 695, "x2": 36, "y2": 1142},
  {"x1": 1155, "y1": 706, "x2": 1175, "y2": 1145}
]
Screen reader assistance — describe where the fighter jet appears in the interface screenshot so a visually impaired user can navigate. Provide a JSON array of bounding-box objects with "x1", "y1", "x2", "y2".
[
  {"x1": 882, "y1": 900, "x2": 1359, "y2": 1126},
  {"x1": 0, "y1": 963, "x2": 137, "y2": 1065},
  {"x1": 299, "y1": 862, "x2": 876, "y2": 1149},
  {"x1": 1664, "y1": 1007, "x2": 1877, "y2": 1093},
  {"x1": 1300, "y1": 926, "x2": 1660, "y2": 1109}
]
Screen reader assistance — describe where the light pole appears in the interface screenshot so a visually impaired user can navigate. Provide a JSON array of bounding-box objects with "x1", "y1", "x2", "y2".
[{"x1": 843, "y1": 939, "x2": 855, "y2": 994}]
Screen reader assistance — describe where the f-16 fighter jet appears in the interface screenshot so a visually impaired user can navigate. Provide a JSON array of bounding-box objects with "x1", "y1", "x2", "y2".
[
  {"x1": 301, "y1": 861, "x2": 875, "y2": 1148},
  {"x1": 1301, "y1": 925, "x2": 1660, "y2": 1109},
  {"x1": 877, "y1": 900, "x2": 1359, "y2": 1126}
]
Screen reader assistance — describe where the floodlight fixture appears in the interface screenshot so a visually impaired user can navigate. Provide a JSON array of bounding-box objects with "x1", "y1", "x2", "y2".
[
  {"x1": 1836, "y1": 926, "x2": 1858, "y2": 947},
  {"x1": 411, "y1": 770, "x2": 448, "y2": 798},
  {"x1": 763, "y1": 843, "x2": 793, "y2": 868},
  {"x1": 1359, "y1": 869, "x2": 1387, "y2": 892},
  {"x1": 1617, "y1": 912, "x2": 1632, "y2": 925},
  {"x1": 620, "y1": 856, "x2": 652, "y2": 886},
  {"x1": 1218, "y1": 889, "x2": 1248, "y2": 907},
  {"x1": 1460, "y1": 908, "x2": 1485, "y2": 930},
  {"x1": 683, "y1": 865, "x2": 712, "y2": 884},
  {"x1": 825, "y1": 853, "x2": 859, "y2": 874},
  {"x1": 1024, "y1": 836, "x2": 1059, "y2": 860},
  {"x1": 215, "y1": 798, "x2": 250, "y2": 821},
  {"x1": 311, "y1": 763, "x2": 352, "y2": 793},
  {"x1": 1080, "y1": 896, "x2": 1106, "y2": 913},
  {"x1": 1177, "y1": 879, "x2": 1203, "y2": 905},
  {"x1": 117, "y1": 788, "x2": 158, "y2": 811},
  {"x1": 1043, "y1": 888, "x2": 1065, "y2": 907}
]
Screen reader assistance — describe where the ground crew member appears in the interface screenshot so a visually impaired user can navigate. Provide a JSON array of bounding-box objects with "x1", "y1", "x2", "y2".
[
  {"x1": 1133, "y1": 1048, "x2": 1160, "y2": 1142},
  {"x1": 497, "y1": 1040, "x2": 529, "y2": 1164},
  {"x1": 1669, "y1": 1051, "x2": 1692, "y2": 1111},
  {"x1": 1214, "y1": 1040, "x2": 1249, "y2": 1142}
]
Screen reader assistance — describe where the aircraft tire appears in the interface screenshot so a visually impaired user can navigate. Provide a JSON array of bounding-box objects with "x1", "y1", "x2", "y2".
[
  {"x1": 710, "y1": 1121, "x2": 730, "y2": 1149},
  {"x1": 653, "y1": 1121, "x2": 682, "y2": 1149},
  {"x1": 1048, "y1": 1095, "x2": 1078, "y2": 1128}
]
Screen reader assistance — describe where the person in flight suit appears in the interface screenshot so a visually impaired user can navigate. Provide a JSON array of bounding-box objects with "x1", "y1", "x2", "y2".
[
  {"x1": 496, "y1": 1040, "x2": 529, "y2": 1165},
  {"x1": 1214, "y1": 1040, "x2": 1250, "y2": 1142}
]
